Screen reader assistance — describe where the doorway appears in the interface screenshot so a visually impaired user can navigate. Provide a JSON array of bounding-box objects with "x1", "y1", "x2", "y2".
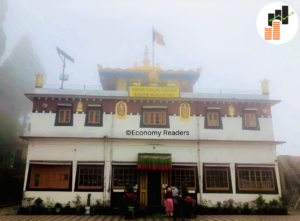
[{"x1": 147, "y1": 170, "x2": 161, "y2": 206}]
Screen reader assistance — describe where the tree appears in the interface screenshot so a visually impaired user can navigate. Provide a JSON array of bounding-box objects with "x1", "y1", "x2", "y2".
[{"x1": 0, "y1": 0, "x2": 8, "y2": 59}]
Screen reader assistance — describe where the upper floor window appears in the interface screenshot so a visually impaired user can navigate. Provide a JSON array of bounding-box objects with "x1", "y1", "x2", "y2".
[
  {"x1": 85, "y1": 105, "x2": 103, "y2": 127},
  {"x1": 204, "y1": 108, "x2": 222, "y2": 129},
  {"x1": 242, "y1": 110, "x2": 260, "y2": 130},
  {"x1": 55, "y1": 104, "x2": 73, "y2": 126},
  {"x1": 140, "y1": 107, "x2": 169, "y2": 128}
]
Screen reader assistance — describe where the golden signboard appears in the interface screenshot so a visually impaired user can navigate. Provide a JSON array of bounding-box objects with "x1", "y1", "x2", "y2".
[{"x1": 130, "y1": 86, "x2": 179, "y2": 98}]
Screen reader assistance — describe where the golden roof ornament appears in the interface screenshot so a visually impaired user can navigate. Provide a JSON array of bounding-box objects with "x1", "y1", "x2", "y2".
[
  {"x1": 180, "y1": 103, "x2": 190, "y2": 121},
  {"x1": 261, "y1": 79, "x2": 270, "y2": 94},
  {"x1": 229, "y1": 105, "x2": 235, "y2": 116},
  {"x1": 115, "y1": 101, "x2": 127, "y2": 120},
  {"x1": 132, "y1": 79, "x2": 141, "y2": 86},
  {"x1": 35, "y1": 72, "x2": 44, "y2": 88},
  {"x1": 77, "y1": 101, "x2": 83, "y2": 112},
  {"x1": 167, "y1": 80, "x2": 176, "y2": 87}
]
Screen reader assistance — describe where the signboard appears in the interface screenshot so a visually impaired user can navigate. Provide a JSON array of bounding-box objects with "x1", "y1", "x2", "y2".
[
  {"x1": 130, "y1": 86, "x2": 179, "y2": 98},
  {"x1": 59, "y1": 74, "x2": 69, "y2": 81}
]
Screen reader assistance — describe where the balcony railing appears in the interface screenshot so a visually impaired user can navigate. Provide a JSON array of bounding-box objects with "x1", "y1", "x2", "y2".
[{"x1": 40, "y1": 84, "x2": 262, "y2": 95}]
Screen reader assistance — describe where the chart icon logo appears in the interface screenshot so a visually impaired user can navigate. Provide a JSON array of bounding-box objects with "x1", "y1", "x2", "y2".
[{"x1": 256, "y1": 2, "x2": 298, "y2": 44}]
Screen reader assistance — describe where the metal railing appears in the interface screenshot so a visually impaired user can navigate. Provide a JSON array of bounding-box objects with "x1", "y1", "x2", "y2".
[{"x1": 40, "y1": 84, "x2": 262, "y2": 95}]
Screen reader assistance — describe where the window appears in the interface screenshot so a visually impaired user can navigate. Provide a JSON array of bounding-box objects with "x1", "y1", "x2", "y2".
[
  {"x1": 140, "y1": 108, "x2": 169, "y2": 128},
  {"x1": 244, "y1": 113, "x2": 256, "y2": 128},
  {"x1": 88, "y1": 110, "x2": 101, "y2": 124},
  {"x1": 204, "y1": 109, "x2": 223, "y2": 129},
  {"x1": 205, "y1": 168, "x2": 229, "y2": 190},
  {"x1": 242, "y1": 111, "x2": 260, "y2": 130},
  {"x1": 207, "y1": 111, "x2": 219, "y2": 127},
  {"x1": 85, "y1": 106, "x2": 103, "y2": 127},
  {"x1": 77, "y1": 166, "x2": 103, "y2": 190},
  {"x1": 143, "y1": 111, "x2": 166, "y2": 125},
  {"x1": 28, "y1": 164, "x2": 71, "y2": 190},
  {"x1": 237, "y1": 168, "x2": 275, "y2": 191},
  {"x1": 55, "y1": 105, "x2": 73, "y2": 126},
  {"x1": 58, "y1": 109, "x2": 71, "y2": 123},
  {"x1": 170, "y1": 168, "x2": 196, "y2": 190},
  {"x1": 113, "y1": 167, "x2": 138, "y2": 189}
]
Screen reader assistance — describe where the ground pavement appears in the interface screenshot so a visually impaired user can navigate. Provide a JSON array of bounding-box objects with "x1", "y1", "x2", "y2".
[{"x1": 1, "y1": 215, "x2": 300, "y2": 221}]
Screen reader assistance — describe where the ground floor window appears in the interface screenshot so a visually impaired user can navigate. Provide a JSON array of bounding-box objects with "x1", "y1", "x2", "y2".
[
  {"x1": 170, "y1": 167, "x2": 196, "y2": 190},
  {"x1": 203, "y1": 165, "x2": 232, "y2": 193},
  {"x1": 77, "y1": 166, "x2": 104, "y2": 190},
  {"x1": 28, "y1": 164, "x2": 71, "y2": 190},
  {"x1": 237, "y1": 167, "x2": 276, "y2": 193},
  {"x1": 112, "y1": 167, "x2": 138, "y2": 189}
]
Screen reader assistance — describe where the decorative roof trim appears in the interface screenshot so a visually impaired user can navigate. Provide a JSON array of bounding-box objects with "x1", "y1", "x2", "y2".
[
  {"x1": 204, "y1": 163, "x2": 230, "y2": 167},
  {"x1": 77, "y1": 161, "x2": 104, "y2": 165},
  {"x1": 30, "y1": 161, "x2": 71, "y2": 165},
  {"x1": 236, "y1": 164, "x2": 275, "y2": 168}
]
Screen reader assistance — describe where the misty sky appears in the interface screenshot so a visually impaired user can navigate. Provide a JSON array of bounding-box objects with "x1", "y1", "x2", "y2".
[{"x1": 1, "y1": 0, "x2": 300, "y2": 156}]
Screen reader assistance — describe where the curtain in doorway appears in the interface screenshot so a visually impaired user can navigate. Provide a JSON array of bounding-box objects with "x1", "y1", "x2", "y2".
[{"x1": 137, "y1": 153, "x2": 172, "y2": 170}]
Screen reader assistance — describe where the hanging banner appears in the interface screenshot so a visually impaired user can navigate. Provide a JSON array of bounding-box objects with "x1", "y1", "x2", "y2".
[{"x1": 130, "y1": 86, "x2": 179, "y2": 98}]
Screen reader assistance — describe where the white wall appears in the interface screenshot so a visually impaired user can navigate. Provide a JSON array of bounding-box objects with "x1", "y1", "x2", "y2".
[
  {"x1": 30, "y1": 113, "x2": 274, "y2": 141},
  {"x1": 23, "y1": 138, "x2": 281, "y2": 206}
]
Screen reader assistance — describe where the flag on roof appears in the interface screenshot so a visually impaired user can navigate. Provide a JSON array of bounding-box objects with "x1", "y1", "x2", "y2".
[{"x1": 153, "y1": 29, "x2": 166, "y2": 46}]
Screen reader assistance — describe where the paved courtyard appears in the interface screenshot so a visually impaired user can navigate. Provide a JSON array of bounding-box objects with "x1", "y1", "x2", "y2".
[{"x1": 1, "y1": 215, "x2": 300, "y2": 221}]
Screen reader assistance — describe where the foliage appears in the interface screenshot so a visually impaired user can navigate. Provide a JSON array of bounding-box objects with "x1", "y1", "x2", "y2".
[
  {"x1": 217, "y1": 201, "x2": 222, "y2": 208},
  {"x1": 243, "y1": 202, "x2": 250, "y2": 210},
  {"x1": 64, "y1": 201, "x2": 71, "y2": 208},
  {"x1": 235, "y1": 201, "x2": 243, "y2": 209},
  {"x1": 198, "y1": 199, "x2": 208, "y2": 208},
  {"x1": 125, "y1": 183, "x2": 134, "y2": 193},
  {"x1": 250, "y1": 200, "x2": 256, "y2": 209},
  {"x1": 227, "y1": 198, "x2": 235, "y2": 208},
  {"x1": 95, "y1": 199, "x2": 103, "y2": 207},
  {"x1": 34, "y1": 197, "x2": 44, "y2": 207},
  {"x1": 72, "y1": 194, "x2": 82, "y2": 207},
  {"x1": 264, "y1": 203, "x2": 269, "y2": 209},
  {"x1": 55, "y1": 203, "x2": 62, "y2": 208},
  {"x1": 180, "y1": 183, "x2": 188, "y2": 197},
  {"x1": 23, "y1": 197, "x2": 35, "y2": 207},
  {"x1": 222, "y1": 200, "x2": 229, "y2": 209},
  {"x1": 255, "y1": 194, "x2": 265, "y2": 209},
  {"x1": 45, "y1": 196, "x2": 55, "y2": 208},
  {"x1": 123, "y1": 193, "x2": 138, "y2": 207},
  {"x1": 279, "y1": 194, "x2": 289, "y2": 207},
  {"x1": 269, "y1": 199, "x2": 279, "y2": 209},
  {"x1": 184, "y1": 196, "x2": 196, "y2": 207}
]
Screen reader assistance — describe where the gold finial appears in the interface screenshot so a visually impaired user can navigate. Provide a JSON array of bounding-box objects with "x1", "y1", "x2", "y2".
[
  {"x1": 261, "y1": 79, "x2": 270, "y2": 94},
  {"x1": 143, "y1": 45, "x2": 150, "y2": 65},
  {"x1": 167, "y1": 80, "x2": 176, "y2": 87},
  {"x1": 35, "y1": 72, "x2": 44, "y2": 88},
  {"x1": 132, "y1": 79, "x2": 141, "y2": 86},
  {"x1": 229, "y1": 105, "x2": 235, "y2": 116},
  {"x1": 77, "y1": 101, "x2": 83, "y2": 112}
]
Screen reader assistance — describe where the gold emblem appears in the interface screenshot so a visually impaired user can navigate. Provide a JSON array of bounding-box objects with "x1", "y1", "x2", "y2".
[
  {"x1": 180, "y1": 103, "x2": 190, "y2": 121},
  {"x1": 262, "y1": 109, "x2": 268, "y2": 114},
  {"x1": 148, "y1": 71, "x2": 159, "y2": 83},
  {"x1": 77, "y1": 101, "x2": 83, "y2": 112},
  {"x1": 42, "y1": 103, "x2": 48, "y2": 109},
  {"x1": 115, "y1": 101, "x2": 127, "y2": 120},
  {"x1": 229, "y1": 105, "x2": 235, "y2": 116}
]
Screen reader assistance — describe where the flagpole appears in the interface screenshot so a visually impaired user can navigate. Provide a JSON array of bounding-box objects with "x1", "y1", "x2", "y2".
[{"x1": 152, "y1": 26, "x2": 154, "y2": 69}]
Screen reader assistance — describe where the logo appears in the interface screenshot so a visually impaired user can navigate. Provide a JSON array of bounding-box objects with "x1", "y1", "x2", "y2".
[{"x1": 256, "y1": 2, "x2": 298, "y2": 44}]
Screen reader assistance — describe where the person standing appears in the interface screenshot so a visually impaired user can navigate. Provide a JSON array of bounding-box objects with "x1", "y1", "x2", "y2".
[
  {"x1": 173, "y1": 185, "x2": 184, "y2": 221},
  {"x1": 165, "y1": 187, "x2": 174, "y2": 217}
]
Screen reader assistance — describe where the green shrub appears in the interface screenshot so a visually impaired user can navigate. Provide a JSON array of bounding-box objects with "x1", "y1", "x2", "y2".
[
  {"x1": 255, "y1": 194, "x2": 265, "y2": 209},
  {"x1": 34, "y1": 197, "x2": 44, "y2": 207}
]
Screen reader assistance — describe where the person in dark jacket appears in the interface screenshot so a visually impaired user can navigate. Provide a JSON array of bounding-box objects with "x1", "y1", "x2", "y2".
[{"x1": 173, "y1": 185, "x2": 184, "y2": 221}]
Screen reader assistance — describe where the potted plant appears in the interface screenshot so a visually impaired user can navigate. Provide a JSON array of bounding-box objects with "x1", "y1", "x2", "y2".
[
  {"x1": 279, "y1": 195, "x2": 288, "y2": 215},
  {"x1": 33, "y1": 197, "x2": 44, "y2": 214},
  {"x1": 23, "y1": 196, "x2": 35, "y2": 213},
  {"x1": 183, "y1": 196, "x2": 196, "y2": 218},
  {"x1": 255, "y1": 194, "x2": 265, "y2": 215},
  {"x1": 222, "y1": 200, "x2": 229, "y2": 214},
  {"x1": 63, "y1": 201, "x2": 71, "y2": 214},
  {"x1": 55, "y1": 203, "x2": 62, "y2": 213},
  {"x1": 269, "y1": 199, "x2": 279, "y2": 215},
  {"x1": 198, "y1": 199, "x2": 209, "y2": 215},
  {"x1": 217, "y1": 201, "x2": 223, "y2": 214},
  {"x1": 263, "y1": 203, "x2": 270, "y2": 215},
  {"x1": 235, "y1": 201, "x2": 242, "y2": 214},
  {"x1": 250, "y1": 200, "x2": 256, "y2": 214},
  {"x1": 73, "y1": 194, "x2": 82, "y2": 213},
  {"x1": 227, "y1": 198, "x2": 235, "y2": 214},
  {"x1": 95, "y1": 199, "x2": 103, "y2": 215},
  {"x1": 242, "y1": 202, "x2": 250, "y2": 214},
  {"x1": 45, "y1": 196, "x2": 55, "y2": 213}
]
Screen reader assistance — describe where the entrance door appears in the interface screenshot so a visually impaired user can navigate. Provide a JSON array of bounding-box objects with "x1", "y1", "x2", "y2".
[{"x1": 147, "y1": 170, "x2": 161, "y2": 206}]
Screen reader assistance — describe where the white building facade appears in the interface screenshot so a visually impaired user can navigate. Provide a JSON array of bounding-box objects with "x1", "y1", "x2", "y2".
[{"x1": 21, "y1": 64, "x2": 284, "y2": 208}]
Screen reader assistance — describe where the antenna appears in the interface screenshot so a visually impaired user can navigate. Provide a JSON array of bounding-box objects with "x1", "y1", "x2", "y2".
[{"x1": 56, "y1": 47, "x2": 74, "y2": 89}]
